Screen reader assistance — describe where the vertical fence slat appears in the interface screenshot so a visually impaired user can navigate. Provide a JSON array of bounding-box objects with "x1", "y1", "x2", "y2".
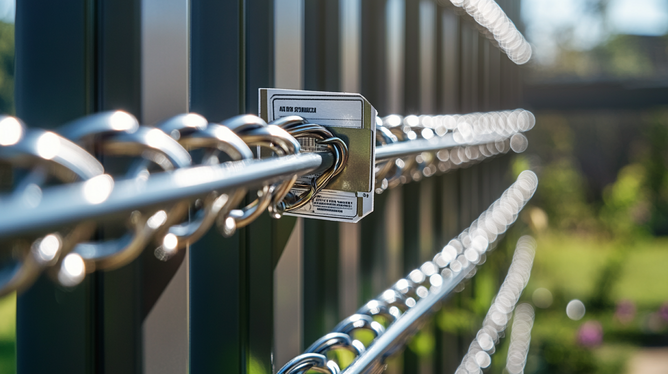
[
  {"x1": 189, "y1": 1, "x2": 245, "y2": 373},
  {"x1": 302, "y1": 0, "x2": 343, "y2": 348},
  {"x1": 140, "y1": 1, "x2": 191, "y2": 373},
  {"x1": 360, "y1": 193, "x2": 388, "y2": 302},
  {"x1": 16, "y1": 2, "x2": 98, "y2": 373},
  {"x1": 98, "y1": 2, "x2": 144, "y2": 371},
  {"x1": 361, "y1": 0, "x2": 388, "y2": 115},
  {"x1": 302, "y1": 222, "x2": 341, "y2": 345},
  {"x1": 244, "y1": 2, "x2": 279, "y2": 373},
  {"x1": 339, "y1": 0, "x2": 362, "y2": 325}
]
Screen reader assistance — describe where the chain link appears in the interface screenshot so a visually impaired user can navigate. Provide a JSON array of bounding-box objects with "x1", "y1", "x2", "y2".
[
  {"x1": 0, "y1": 108, "x2": 533, "y2": 297},
  {"x1": 441, "y1": 0, "x2": 532, "y2": 65},
  {"x1": 278, "y1": 171, "x2": 538, "y2": 374},
  {"x1": 454, "y1": 237, "x2": 536, "y2": 374}
]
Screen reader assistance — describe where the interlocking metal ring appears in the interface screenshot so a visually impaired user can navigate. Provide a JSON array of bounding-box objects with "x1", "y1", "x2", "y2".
[
  {"x1": 357, "y1": 299, "x2": 398, "y2": 324},
  {"x1": 157, "y1": 113, "x2": 253, "y2": 242},
  {"x1": 223, "y1": 115, "x2": 301, "y2": 225},
  {"x1": 277, "y1": 353, "x2": 341, "y2": 374},
  {"x1": 270, "y1": 116, "x2": 348, "y2": 214},
  {"x1": 332, "y1": 314, "x2": 385, "y2": 342},
  {"x1": 0, "y1": 119, "x2": 105, "y2": 183},
  {"x1": 305, "y1": 332, "x2": 366, "y2": 357},
  {"x1": 0, "y1": 107, "x2": 533, "y2": 299},
  {"x1": 376, "y1": 289, "x2": 409, "y2": 312},
  {"x1": 374, "y1": 120, "x2": 404, "y2": 193},
  {"x1": 300, "y1": 333, "x2": 366, "y2": 373},
  {"x1": 0, "y1": 116, "x2": 106, "y2": 294},
  {"x1": 392, "y1": 277, "x2": 420, "y2": 299},
  {"x1": 61, "y1": 112, "x2": 191, "y2": 270},
  {"x1": 387, "y1": 117, "x2": 431, "y2": 183}
]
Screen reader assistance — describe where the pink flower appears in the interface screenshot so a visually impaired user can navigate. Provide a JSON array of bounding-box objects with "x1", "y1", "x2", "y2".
[
  {"x1": 615, "y1": 300, "x2": 636, "y2": 324},
  {"x1": 659, "y1": 302, "x2": 668, "y2": 322},
  {"x1": 577, "y1": 321, "x2": 603, "y2": 347}
]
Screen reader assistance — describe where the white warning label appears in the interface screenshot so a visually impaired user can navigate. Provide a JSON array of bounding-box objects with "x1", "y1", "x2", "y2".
[
  {"x1": 259, "y1": 88, "x2": 376, "y2": 223},
  {"x1": 272, "y1": 99, "x2": 363, "y2": 128},
  {"x1": 290, "y1": 190, "x2": 357, "y2": 219}
]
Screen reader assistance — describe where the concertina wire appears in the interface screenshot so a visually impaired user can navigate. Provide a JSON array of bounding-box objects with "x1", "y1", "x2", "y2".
[{"x1": 0, "y1": 108, "x2": 535, "y2": 298}]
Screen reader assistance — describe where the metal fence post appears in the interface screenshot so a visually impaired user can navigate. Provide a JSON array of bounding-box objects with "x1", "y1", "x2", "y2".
[
  {"x1": 359, "y1": 0, "x2": 389, "y2": 308},
  {"x1": 17, "y1": 1, "x2": 191, "y2": 373},
  {"x1": 243, "y1": 2, "x2": 285, "y2": 373},
  {"x1": 15, "y1": 2, "x2": 134, "y2": 372},
  {"x1": 15, "y1": 0, "x2": 94, "y2": 370},
  {"x1": 191, "y1": 1, "x2": 300, "y2": 373},
  {"x1": 189, "y1": 1, "x2": 245, "y2": 373},
  {"x1": 301, "y1": 0, "x2": 344, "y2": 347},
  {"x1": 339, "y1": 0, "x2": 363, "y2": 329},
  {"x1": 96, "y1": 2, "x2": 143, "y2": 372},
  {"x1": 361, "y1": 0, "x2": 388, "y2": 116}
]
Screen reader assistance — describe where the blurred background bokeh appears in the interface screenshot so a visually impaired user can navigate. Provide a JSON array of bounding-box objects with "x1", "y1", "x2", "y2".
[
  {"x1": 0, "y1": 2, "x2": 14, "y2": 373},
  {"x1": 0, "y1": 0, "x2": 667, "y2": 373},
  {"x1": 515, "y1": 0, "x2": 668, "y2": 372}
]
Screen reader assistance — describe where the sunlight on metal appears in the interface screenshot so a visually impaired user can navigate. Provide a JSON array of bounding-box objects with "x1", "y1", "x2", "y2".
[
  {"x1": 454, "y1": 237, "x2": 536, "y2": 374},
  {"x1": 57, "y1": 253, "x2": 86, "y2": 287},
  {"x1": 505, "y1": 304, "x2": 535, "y2": 374},
  {"x1": 110, "y1": 111, "x2": 140, "y2": 132},
  {"x1": 34, "y1": 233, "x2": 61, "y2": 265},
  {"x1": 182, "y1": 113, "x2": 208, "y2": 129},
  {"x1": 279, "y1": 172, "x2": 539, "y2": 374},
  {"x1": 147, "y1": 210, "x2": 168, "y2": 229},
  {"x1": 0, "y1": 116, "x2": 23, "y2": 146},
  {"x1": 36, "y1": 132, "x2": 61, "y2": 160},
  {"x1": 162, "y1": 233, "x2": 178, "y2": 252},
  {"x1": 450, "y1": 0, "x2": 532, "y2": 64},
  {"x1": 82, "y1": 174, "x2": 115, "y2": 205}
]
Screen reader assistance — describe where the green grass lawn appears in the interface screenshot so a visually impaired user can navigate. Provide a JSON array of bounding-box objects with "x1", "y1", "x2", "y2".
[
  {"x1": 0, "y1": 292, "x2": 15, "y2": 374},
  {"x1": 525, "y1": 233, "x2": 668, "y2": 373},
  {"x1": 529, "y1": 233, "x2": 668, "y2": 306},
  {"x1": 614, "y1": 238, "x2": 668, "y2": 306}
]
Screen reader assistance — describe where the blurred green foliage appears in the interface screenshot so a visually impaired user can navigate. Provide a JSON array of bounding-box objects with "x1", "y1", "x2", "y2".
[
  {"x1": 409, "y1": 322, "x2": 435, "y2": 357},
  {"x1": 643, "y1": 111, "x2": 668, "y2": 235},
  {"x1": 0, "y1": 21, "x2": 12, "y2": 114},
  {"x1": 425, "y1": 98, "x2": 668, "y2": 373},
  {"x1": 530, "y1": 234, "x2": 668, "y2": 307},
  {"x1": 529, "y1": 108, "x2": 668, "y2": 238},
  {"x1": 601, "y1": 35, "x2": 657, "y2": 79},
  {"x1": 600, "y1": 164, "x2": 649, "y2": 236},
  {"x1": 0, "y1": 293, "x2": 15, "y2": 374},
  {"x1": 423, "y1": 229, "x2": 668, "y2": 373},
  {"x1": 518, "y1": 103, "x2": 668, "y2": 372},
  {"x1": 530, "y1": 33, "x2": 668, "y2": 82},
  {"x1": 0, "y1": 19, "x2": 15, "y2": 374}
]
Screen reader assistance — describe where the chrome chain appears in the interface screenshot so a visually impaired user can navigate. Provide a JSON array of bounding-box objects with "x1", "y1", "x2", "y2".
[
  {"x1": 277, "y1": 171, "x2": 538, "y2": 374},
  {"x1": 0, "y1": 109, "x2": 533, "y2": 297},
  {"x1": 441, "y1": 0, "x2": 532, "y2": 65},
  {"x1": 454, "y1": 237, "x2": 536, "y2": 374}
]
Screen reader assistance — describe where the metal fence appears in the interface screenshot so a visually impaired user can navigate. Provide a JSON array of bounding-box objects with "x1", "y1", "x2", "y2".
[{"x1": 5, "y1": 0, "x2": 530, "y2": 373}]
